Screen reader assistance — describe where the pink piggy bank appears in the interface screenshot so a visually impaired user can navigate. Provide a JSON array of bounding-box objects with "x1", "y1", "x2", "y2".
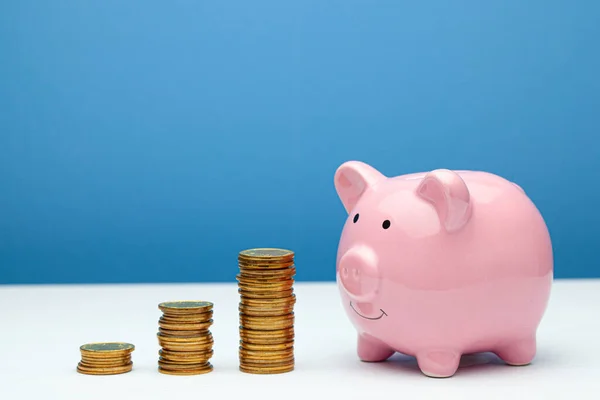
[{"x1": 334, "y1": 161, "x2": 553, "y2": 378}]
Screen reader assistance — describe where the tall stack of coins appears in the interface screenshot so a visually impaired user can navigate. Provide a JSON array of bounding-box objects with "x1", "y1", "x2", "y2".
[
  {"x1": 156, "y1": 301, "x2": 214, "y2": 375},
  {"x1": 77, "y1": 342, "x2": 135, "y2": 375},
  {"x1": 237, "y1": 248, "x2": 296, "y2": 374}
]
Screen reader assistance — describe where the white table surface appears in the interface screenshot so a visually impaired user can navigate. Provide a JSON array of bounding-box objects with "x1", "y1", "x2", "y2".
[{"x1": 1, "y1": 279, "x2": 599, "y2": 399}]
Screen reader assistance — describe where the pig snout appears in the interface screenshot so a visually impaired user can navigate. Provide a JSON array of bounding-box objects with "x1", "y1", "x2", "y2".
[{"x1": 338, "y1": 246, "x2": 380, "y2": 302}]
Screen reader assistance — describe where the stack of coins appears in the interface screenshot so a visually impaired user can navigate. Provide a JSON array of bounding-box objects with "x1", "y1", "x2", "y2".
[
  {"x1": 156, "y1": 301, "x2": 215, "y2": 375},
  {"x1": 76, "y1": 342, "x2": 135, "y2": 375},
  {"x1": 237, "y1": 248, "x2": 296, "y2": 374}
]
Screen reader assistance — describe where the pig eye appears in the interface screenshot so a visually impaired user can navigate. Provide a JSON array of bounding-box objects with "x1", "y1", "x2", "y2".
[
  {"x1": 382, "y1": 220, "x2": 391, "y2": 229},
  {"x1": 353, "y1": 213, "x2": 359, "y2": 223}
]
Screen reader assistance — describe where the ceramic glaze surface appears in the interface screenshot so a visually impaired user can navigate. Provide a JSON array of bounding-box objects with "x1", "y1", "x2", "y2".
[{"x1": 333, "y1": 161, "x2": 553, "y2": 378}]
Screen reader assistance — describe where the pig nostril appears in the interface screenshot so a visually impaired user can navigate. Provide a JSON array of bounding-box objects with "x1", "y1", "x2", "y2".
[{"x1": 339, "y1": 247, "x2": 379, "y2": 301}]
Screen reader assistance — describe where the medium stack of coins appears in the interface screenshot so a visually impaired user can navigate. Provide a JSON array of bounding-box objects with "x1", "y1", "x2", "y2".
[
  {"x1": 77, "y1": 342, "x2": 134, "y2": 375},
  {"x1": 237, "y1": 248, "x2": 296, "y2": 374},
  {"x1": 156, "y1": 301, "x2": 214, "y2": 375}
]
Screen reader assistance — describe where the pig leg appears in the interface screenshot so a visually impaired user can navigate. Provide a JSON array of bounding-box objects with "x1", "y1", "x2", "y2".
[
  {"x1": 416, "y1": 349, "x2": 461, "y2": 378},
  {"x1": 495, "y1": 336, "x2": 536, "y2": 366},
  {"x1": 357, "y1": 334, "x2": 395, "y2": 362}
]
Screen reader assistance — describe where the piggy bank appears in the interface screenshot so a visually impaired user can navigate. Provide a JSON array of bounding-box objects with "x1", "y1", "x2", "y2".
[{"x1": 333, "y1": 161, "x2": 553, "y2": 378}]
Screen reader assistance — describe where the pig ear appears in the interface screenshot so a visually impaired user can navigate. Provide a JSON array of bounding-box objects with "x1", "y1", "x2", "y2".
[
  {"x1": 334, "y1": 161, "x2": 386, "y2": 213},
  {"x1": 416, "y1": 169, "x2": 472, "y2": 233}
]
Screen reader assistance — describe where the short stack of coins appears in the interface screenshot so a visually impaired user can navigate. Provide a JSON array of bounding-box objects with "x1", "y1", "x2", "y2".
[
  {"x1": 237, "y1": 248, "x2": 296, "y2": 374},
  {"x1": 156, "y1": 301, "x2": 214, "y2": 375},
  {"x1": 77, "y1": 342, "x2": 134, "y2": 375}
]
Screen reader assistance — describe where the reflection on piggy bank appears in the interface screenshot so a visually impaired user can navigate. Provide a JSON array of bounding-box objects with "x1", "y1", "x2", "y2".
[{"x1": 333, "y1": 161, "x2": 553, "y2": 378}]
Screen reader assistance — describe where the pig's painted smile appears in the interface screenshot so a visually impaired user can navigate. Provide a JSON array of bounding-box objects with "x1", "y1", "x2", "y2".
[{"x1": 350, "y1": 302, "x2": 387, "y2": 320}]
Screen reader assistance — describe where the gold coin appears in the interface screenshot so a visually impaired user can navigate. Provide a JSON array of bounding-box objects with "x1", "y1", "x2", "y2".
[
  {"x1": 237, "y1": 272, "x2": 294, "y2": 279},
  {"x1": 239, "y1": 347, "x2": 294, "y2": 357},
  {"x1": 76, "y1": 362, "x2": 133, "y2": 375},
  {"x1": 159, "y1": 356, "x2": 209, "y2": 365},
  {"x1": 80, "y1": 357, "x2": 131, "y2": 366},
  {"x1": 240, "y1": 336, "x2": 295, "y2": 344},
  {"x1": 239, "y1": 260, "x2": 295, "y2": 267},
  {"x1": 79, "y1": 359, "x2": 131, "y2": 367},
  {"x1": 240, "y1": 326, "x2": 295, "y2": 340},
  {"x1": 159, "y1": 348, "x2": 213, "y2": 357},
  {"x1": 157, "y1": 337, "x2": 214, "y2": 350},
  {"x1": 80, "y1": 342, "x2": 135, "y2": 356},
  {"x1": 158, "y1": 320, "x2": 212, "y2": 329},
  {"x1": 240, "y1": 358, "x2": 294, "y2": 366},
  {"x1": 159, "y1": 355, "x2": 213, "y2": 364},
  {"x1": 240, "y1": 291, "x2": 296, "y2": 300},
  {"x1": 157, "y1": 338, "x2": 213, "y2": 346},
  {"x1": 238, "y1": 305, "x2": 295, "y2": 315},
  {"x1": 159, "y1": 328, "x2": 211, "y2": 338},
  {"x1": 81, "y1": 353, "x2": 131, "y2": 362},
  {"x1": 238, "y1": 263, "x2": 295, "y2": 271},
  {"x1": 78, "y1": 361, "x2": 130, "y2": 370},
  {"x1": 239, "y1": 357, "x2": 294, "y2": 365},
  {"x1": 237, "y1": 283, "x2": 294, "y2": 292},
  {"x1": 238, "y1": 275, "x2": 296, "y2": 284},
  {"x1": 237, "y1": 274, "x2": 294, "y2": 283},
  {"x1": 239, "y1": 363, "x2": 294, "y2": 374},
  {"x1": 238, "y1": 302, "x2": 296, "y2": 311},
  {"x1": 241, "y1": 324, "x2": 294, "y2": 332},
  {"x1": 239, "y1": 264, "x2": 295, "y2": 273},
  {"x1": 240, "y1": 293, "x2": 295, "y2": 303},
  {"x1": 79, "y1": 354, "x2": 132, "y2": 363},
  {"x1": 240, "y1": 337, "x2": 294, "y2": 346},
  {"x1": 158, "y1": 363, "x2": 213, "y2": 375},
  {"x1": 239, "y1": 295, "x2": 294, "y2": 303},
  {"x1": 240, "y1": 317, "x2": 294, "y2": 326},
  {"x1": 240, "y1": 327, "x2": 294, "y2": 335},
  {"x1": 160, "y1": 313, "x2": 213, "y2": 323},
  {"x1": 160, "y1": 309, "x2": 213, "y2": 318},
  {"x1": 240, "y1": 313, "x2": 293, "y2": 322},
  {"x1": 238, "y1": 248, "x2": 294, "y2": 260},
  {"x1": 238, "y1": 289, "x2": 294, "y2": 299},
  {"x1": 239, "y1": 352, "x2": 294, "y2": 361},
  {"x1": 157, "y1": 332, "x2": 213, "y2": 343},
  {"x1": 158, "y1": 318, "x2": 213, "y2": 330},
  {"x1": 238, "y1": 268, "x2": 296, "y2": 277},
  {"x1": 239, "y1": 248, "x2": 294, "y2": 259},
  {"x1": 238, "y1": 306, "x2": 294, "y2": 317},
  {"x1": 160, "y1": 310, "x2": 213, "y2": 318},
  {"x1": 240, "y1": 321, "x2": 294, "y2": 330},
  {"x1": 240, "y1": 328, "x2": 294, "y2": 337},
  {"x1": 240, "y1": 356, "x2": 295, "y2": 365},
  {"x1": 159, "y1": 343, "x2": 214, "y2": 352},
  {"x1": 158, "y1": 359, "x2": 210, "y2": 369},
  {"x1": 159, "y1": 358, "x2": 210, "y2": 366},
  {"x1": 236, "y1": 275, "x2": 294, "y2": 284},
  {"x1": 158, "y1": 338, "x2": 213, "y2": 346},
  {"x1": 239, "y1": 305, "x2": 295, "y2": 313},
  {"x1": 158, "y1": 301, "x2": 213, "y2": 314},
  {"x1": 158, "y1": 321, "x2": 213, "y2": 332},
  {"x1": 240, "y1": 341, "x2": 294, "y2": 351},
  {"x1": 237, "y1": 277, "x2": 294, "y2": 285},
  {"x1": 239, "y1": 331, "x2": 294, "y2": 341},
  {"x1": 238, "y1": 260, "x2": 296, "y2": 274},
  {"x1": 239, "y1": 351, "x2": 294, "y2": 359},
  {"x1": 157, "y1": 341, "x2": 214, "y2": 351},
  {"x1": 79, "y1": 361, "x2": 129, "y2": 369},
  {"x1": 239, "y1": 326, "x2": 294, "y2": 337},
  {"x1": 239, "y1": 256, "x2": 295, "y2": 264}
]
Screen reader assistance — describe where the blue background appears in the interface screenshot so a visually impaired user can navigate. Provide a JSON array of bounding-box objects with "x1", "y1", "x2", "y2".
[{"x1": 1, "y1": 1, "x2": 599, "y2": 285}]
